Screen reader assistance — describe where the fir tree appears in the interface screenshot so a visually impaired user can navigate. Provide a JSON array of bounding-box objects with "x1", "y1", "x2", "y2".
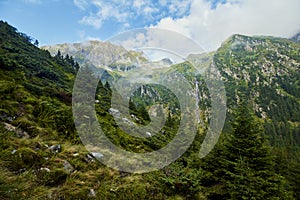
[
  {"x1": 201, "y1": 103, "x2": 293, "y2": 199},
  {"x1": 129, "y1": 98, "x2": 138, "y2": 115},
  {"x1": 104, "y1": 81, "x2": 111, "y2": 90},
  {"x1": 34, "y1": 39, "x2": 39, "y2": 47},
  {"x1": 223, "y1": 104, "x2": 293, "y2": 199},
  {"x1": 138, "y1": 105, "x2": 150, "y2": 123},
  {"x1": 55, "y1": 50, "x2": 63, "y2": 59}
]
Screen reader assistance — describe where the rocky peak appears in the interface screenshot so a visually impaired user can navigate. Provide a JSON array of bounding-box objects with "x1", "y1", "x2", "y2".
[{"x1": 42, "y1": 40, "x2": 148, "y2": 69}]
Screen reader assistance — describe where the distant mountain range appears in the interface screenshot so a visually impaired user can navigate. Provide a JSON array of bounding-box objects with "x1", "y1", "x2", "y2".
[{"x1": 42, "y1": 41, "x2": 174, "y2": 74}]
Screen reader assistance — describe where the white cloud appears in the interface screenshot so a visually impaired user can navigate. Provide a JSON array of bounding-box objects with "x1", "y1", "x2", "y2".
[
  {"x1": 80, "y1": 15, "x2": 103, "y2": 29},
  {"x1": 75, "y1": 0, "x2": 192, "y2": 30},
  {"x1": 158, "y1": 0, "x2": 168, "y2": 6},
  {"x1": 107, "y1": 28, "x2": 203, "y2": 62},
  {"x1": 86, "y1": 36, "x2": 102, "y2": 41},
  {"x1": 74, "y1": 0, "x2": 88, "y2": 10},
  {"x1": 153, "y1": 0, "x2": 300, "y2": 51},
  {"x1": 132, "y1": 0, "x2": 159, "y2": 17},
  {"x1": 124, "y1": 23, "x2": 130, "y2": 28},
  {"x1": 78, "y1": 0, "x2": 130, "y2": 29},
  {"x1": 167, "y1": 0, "x2": 192, "y2": 16},
  {"x1": 133, "y1": 0, "x2": 145, "y2": 9},
  {"x1": 143, "y1": 6, "x2": 158, "y2": 16}
]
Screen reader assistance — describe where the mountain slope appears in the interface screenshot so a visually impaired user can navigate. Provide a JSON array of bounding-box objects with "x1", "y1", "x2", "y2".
[
  {"x1": 0, "y1": 21, "x2": 197, "y2": 199},
  {"x1": 213, "y1": 34, "x2": 300, "y2": 144}
]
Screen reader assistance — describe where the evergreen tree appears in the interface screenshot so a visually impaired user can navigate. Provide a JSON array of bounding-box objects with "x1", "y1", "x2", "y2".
[
  {"x1": 165, "y1": 111, "x2": 173, "y2": 127},
  {"x1": 69, "y1": 56, "x2": 75, "y2": 66},
  {"x1": 74, "y1": 62, "x2": 80, "y2": 71},
  {"x1": 34, "y1": 39, "x2": 39, "y2": 47},
  {"x1": 104, "y1": 81, "x2": 111, "y2": 90},
  {"x1": 200, "y1": 135, "x2": 230, "y2": 199},
  {"x1": 96, "y1": 79, "x2": 104, "y2": 92},
  {"x1": 129, "y1": 98, "x2": 138, "y2": 115},
  {"x1": 55, "y1": 50, "x2": 63, "y2": 59},
  {"x1": 138, "y1": 105, "x2": 150, "y2": 123},
  {"x1": 222, "y1": 104, "x2": 293, "y2": 199},
  {"x1": 201, "y1": 103, "x2": 293, "y2": 199},
  {"x1": 65, "y1": 54, "x2": 70, "y2": 62}
]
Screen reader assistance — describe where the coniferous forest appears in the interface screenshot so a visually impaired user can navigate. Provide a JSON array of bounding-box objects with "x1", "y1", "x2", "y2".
[{"x1": 0, "y1": 21, "x2": 299, "y2": 199}]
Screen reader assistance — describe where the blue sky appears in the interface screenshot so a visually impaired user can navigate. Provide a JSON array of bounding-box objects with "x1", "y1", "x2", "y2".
[
  {"x1": 0, "y1": 0, "x2": 299, "y2": 50},
  {"x1": 0, "y1": 0, "x2": 194, "y2": 45}
]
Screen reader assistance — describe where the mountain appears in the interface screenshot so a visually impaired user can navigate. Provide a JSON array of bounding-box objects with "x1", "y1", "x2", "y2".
[
  {"x1": 47, "y1": 32, "x2": 300, "y2": 167},
  {"x1": 217, "y1": 34, "x2": 300, "y2": 112},
  {"x1": 42, "y1": 41, "x2": 176, "y2": 81},
  {"x1": 42, "y1": 40, "x2": 157, "y2": 80},
  {"x1": 214, "y1": 34, "x2": 300, "y2": 142},
  {"x1": 1, "y1": 21, "x2": 300, "y2": 199},
  {"x1": 174, "y1": 34, "x2": 300, "y2": 144},
  {"x1": 43, "y1": 40, "x2": 148, "y2": 67},
  {"x1": 43, "y1": 32, "x2": 300, "y2": 155}
]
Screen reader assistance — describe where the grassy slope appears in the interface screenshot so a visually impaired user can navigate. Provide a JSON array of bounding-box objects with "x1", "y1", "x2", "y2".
[{"x1": 0, "y1": 21, "x2": 194, "y2": 200}]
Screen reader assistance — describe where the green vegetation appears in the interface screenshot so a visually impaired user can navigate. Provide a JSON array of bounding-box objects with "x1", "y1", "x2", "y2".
[
  {"x1": 0, "y1": 21, "x2": 299, "y2": 199},
  {"x1": 201, "y1": 104, "x2": 293, "y2": 199}
]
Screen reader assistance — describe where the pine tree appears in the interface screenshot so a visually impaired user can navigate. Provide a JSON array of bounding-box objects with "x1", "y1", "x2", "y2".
[
  {"x1": 222, "y1": 104, "x2": 293, "y2": 199},
  {"x1": 74, "y1": 62, "x2": 80, "y2": 71},
  {"x1": 55, "y1": 50, "x2": 63, "y2": 59},
  {"x1": 200, "y1": 135, "x2": 230, "y2": 199},
  {"x1": 65, "y1": 54, "x2": 70, "y2": 62},
  {"x1": 104, "y1": 81, "x2": 111, "y2": 90},
  {"x1": 34, "y1": 39, "x2": 39, "y2": 47},
  {"x1": 129, "y1": 98, "x2": 138, "y2": 115},
  {"x1": 138, "y1": 105, "x2": 150, "y2": 123}
]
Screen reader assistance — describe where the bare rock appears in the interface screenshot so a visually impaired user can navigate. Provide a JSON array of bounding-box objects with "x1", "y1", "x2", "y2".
[
  {"x1": 62, "y1": 160, "x2": 74, "y2": 174},
  {"x1": 89, "y1": 189, "x2": 96, "y2": 197},
  {"x1": 3, "y1": 122, "x2": 30, "y2": 138},
  {"x1": 49, "y1": 144, "x2": 61, "y2": 153}
]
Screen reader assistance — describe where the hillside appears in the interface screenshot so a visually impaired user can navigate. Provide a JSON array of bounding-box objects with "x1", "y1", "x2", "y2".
[
  {"x1": 1, "y1": 21, "x2": 300, "y2": 199},
  {"x1": 214, "y1": 34, "x2": 300, "y2": 144}
]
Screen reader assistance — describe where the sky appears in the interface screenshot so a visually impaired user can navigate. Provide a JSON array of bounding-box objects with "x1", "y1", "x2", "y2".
[{"x1": 0, "y1": 0, "x2": 299, "y2": 51}]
